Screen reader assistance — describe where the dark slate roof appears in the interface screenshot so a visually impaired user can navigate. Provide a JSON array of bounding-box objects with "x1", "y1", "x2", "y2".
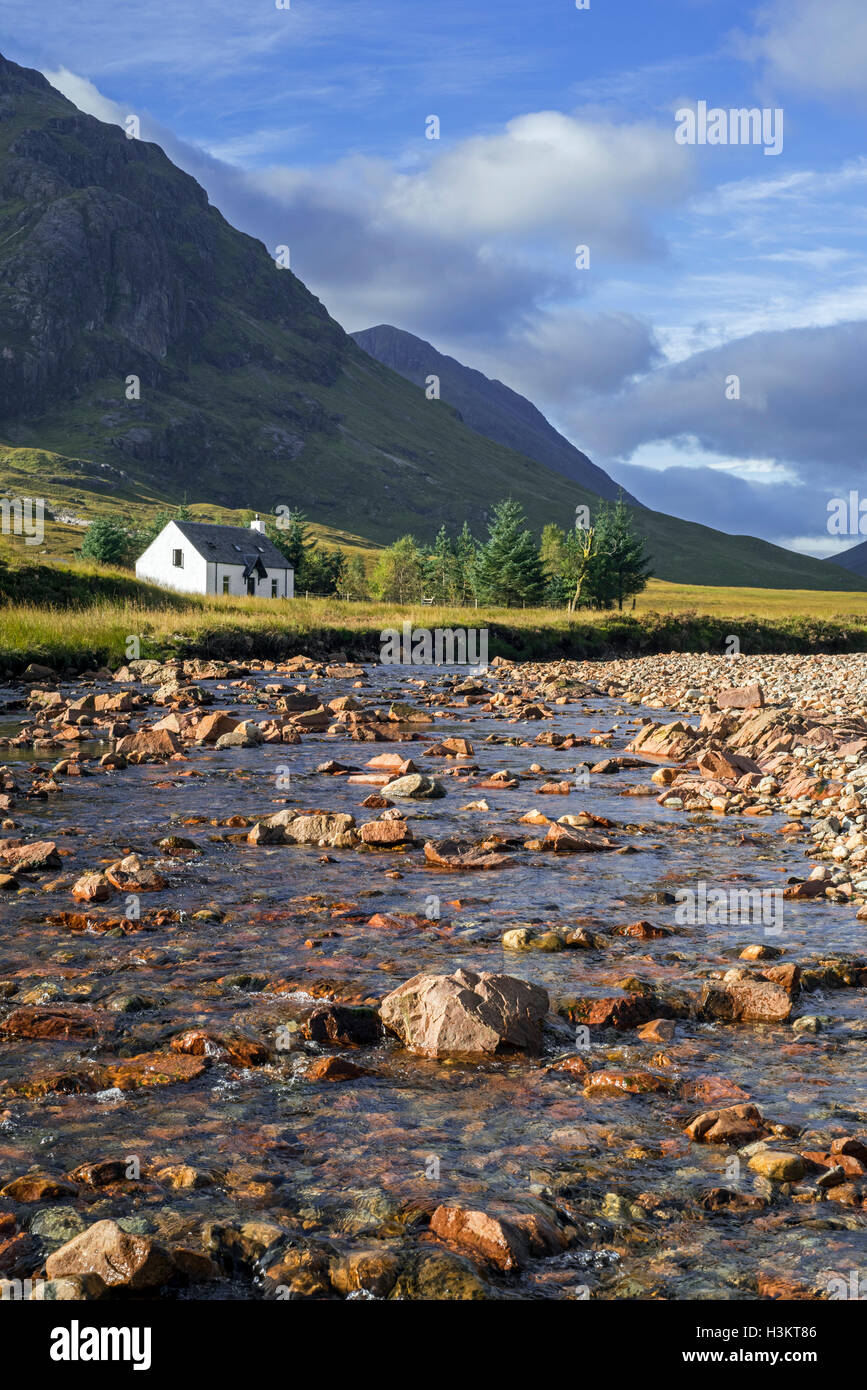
[{"x1": 171, "y1": 521, "x2": 292, "y2": 569}]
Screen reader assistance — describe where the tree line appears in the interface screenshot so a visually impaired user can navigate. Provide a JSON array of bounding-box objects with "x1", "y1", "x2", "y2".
[
  {"x1": 80, "y1": 495, "x2": 652, "y2": 610},
  {"x1": 370, "y1": 496, "x2": 652, "y2": 609}
]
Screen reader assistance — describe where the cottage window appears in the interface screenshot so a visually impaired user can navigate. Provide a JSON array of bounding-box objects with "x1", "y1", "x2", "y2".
[
  {"x1": 172, "y1": 549, "x2": 183, "y2": 568},
  {"x1": 222, "y1": 576, "x2": 230, "y2": 595},
  {"x1": 271, "y1": 579, "x2": 278, "y2": 598}
]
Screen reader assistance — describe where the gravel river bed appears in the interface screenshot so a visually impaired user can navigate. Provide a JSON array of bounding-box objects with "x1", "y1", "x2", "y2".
[{"x1": 1, "y1": 651, "x2": 866, "y2": 1301}]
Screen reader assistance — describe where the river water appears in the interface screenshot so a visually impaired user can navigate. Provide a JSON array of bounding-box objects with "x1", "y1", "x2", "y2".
[{"x1": 1, "y1": 662, "x2": 865, "y2": 1299}]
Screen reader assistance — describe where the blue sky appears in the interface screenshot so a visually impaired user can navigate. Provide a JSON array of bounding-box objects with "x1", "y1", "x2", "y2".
[{"x1": 2, "y1": 0, "x2": 866, "y2": 556}]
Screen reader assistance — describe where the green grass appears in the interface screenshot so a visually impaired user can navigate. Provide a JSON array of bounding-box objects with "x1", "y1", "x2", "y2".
[{"x1": 4, "y1": 558, "x2": 867, "y2": 676}]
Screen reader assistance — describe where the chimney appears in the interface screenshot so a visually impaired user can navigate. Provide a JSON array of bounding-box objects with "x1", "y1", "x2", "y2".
[{"x1": 250, "y1": 514, "x2": 266, "y2": 534}]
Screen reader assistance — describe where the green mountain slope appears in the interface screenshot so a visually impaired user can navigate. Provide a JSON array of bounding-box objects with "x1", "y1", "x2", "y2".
[
  {"x1": 351, "y1": 323, "x2": 636, "y2": 502},
  {"x1": 0, "y1": 52, "x2": 863, "y2": 591}
]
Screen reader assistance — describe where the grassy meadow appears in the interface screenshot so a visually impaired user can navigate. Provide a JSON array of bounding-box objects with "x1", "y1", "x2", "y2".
[{"x1": 3, "y1": 548, "x2": 867, "y2": 676}]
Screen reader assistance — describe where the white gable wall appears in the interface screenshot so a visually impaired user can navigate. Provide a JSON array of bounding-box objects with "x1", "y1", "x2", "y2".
[{"x1": 135, "y1": 521, "x2": 208, "y2": 595}]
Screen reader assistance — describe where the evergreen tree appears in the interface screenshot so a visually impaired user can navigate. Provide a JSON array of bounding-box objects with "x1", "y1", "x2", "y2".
[
  {"x1": 587, "y1": 495, "x2": 651, "y2": 609},
  {"x1": 269, "y1": 509, "x2": 315, "y2": 573},
  {"x1": 453, "y1": 522, "x2": 479, "y2": 606},
  {"x1": 300, "y1": 546, "x2": 345, "y2": 595},
  {"x1": 81, "y1": 517, "x2": 133, "y2": 565},
  {"x1": 424, "y1": 525, "x2": 457, "y2": 603},
  {"x1": 474, "y1": 499, "x2": 545, "y2": 607}
]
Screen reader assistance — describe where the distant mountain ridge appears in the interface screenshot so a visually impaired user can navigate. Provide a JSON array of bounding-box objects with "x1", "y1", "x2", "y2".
[
  {"x1": 827, "y1": 539, "x2": 867, "y2": 579},
  {"x1": 351, "y1": 324, "x2": 637, "y2": 503}
]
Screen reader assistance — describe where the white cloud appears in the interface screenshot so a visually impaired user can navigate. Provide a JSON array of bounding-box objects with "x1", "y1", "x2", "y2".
[
  {"x1": 380, "y1": 111, "x2": 691, "y2": 251},
  {"x1": 42, "y1": 67, "x2": 126, "y2": 127},
  {"x1": 740, "y1": 0, "x2": 867, "y2": 101}
]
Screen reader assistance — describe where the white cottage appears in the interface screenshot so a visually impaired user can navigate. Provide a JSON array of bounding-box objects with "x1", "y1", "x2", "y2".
[{"x1": 135, "y1": 517, "x2": 294, "y2": 598}]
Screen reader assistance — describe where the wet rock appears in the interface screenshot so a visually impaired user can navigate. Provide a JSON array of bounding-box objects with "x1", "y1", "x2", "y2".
[
  {"x1": 29, "y1": 1207, "x2": 87, "y2": 1246},
  {"x1": 502, "y1": 927, "x2": 564, "y2": 952},
  {"x1": 543, "y1": 823, "x2": 613, "y2": 853},
  {"x1": 685, "y1": 1103, "x2": 768, "y2": 1146},
  {"x1": 204, "y1": 1220, "x2": 288, "y2": 1271},
  {"x1": 170, "y1": 1028, "x2": 267, "y2": 1065},
  {"x1": 601, "y1": 1193, "x2": 645, "y2": 1224},
  {"x1": 215, "y1": 721, "x2": 264, "y2": 748},
  {"x1": 0, "y1": 839, "x2": 61, "y2": 872},
  {"x1": 302, "y1": 1005, "x2": 381, "y2": 1047},
  {"x1": 99, "y1": 1051, "x2": 209, "y2": 1091},
  {"x1": 424, "y1": 837, "x2": 515, "y2": 870},
  {"x1": 614, "y1": 920, "x2": 669, "y2": 940},
  {"x1": 680, "y1": 1075, "x2": 751, "y2": 1105},
  {"x1": 381, "y1": 773, "x2": 445, "y2": 800},
  {"x1": 429, "y1": 1203, "x2": 568, "y2": 1273},
  {"x1": 380, "y1": 968, "x2": 548, "y2": 1057},
  {"x1": 265, "y1": 810, "x2": 358, "y2": 847},
  {"x1": 45, "y1": 1219, "x2": 174, "y2": 1292},
  {"x1": 389, "y1": 1249, "x2": 492, "y2": 1300},
  {"x1": 191, "y1": 712, "x2": 239, "y2": 743},
  {"x1": 0, "y1": 1171, "x2": 79, "y2": 1203},
  {"x1": 359, "y1": 819, "x2": 414, "y2": 846},
  {"x1": 547, "y1": 1054, "x2": 590, "y2": 1080},
  {"x1": 109, "y1": 862, "x2": 167, "y2": 894},
  {"x1": 157, "y1": 1165, "x2": 214, "y2": 1191},
  {"x1": 30, "y1": 1274, "x2": 107, "y2": 1300},
  {"x1": 329, "y1": 1247, "x2": 400, "y2": 1299},
  {"x1": 783, "y1": 879, "x2": 827, "y2": 901},
  {"x1": 637, "y1": 1018, "x2": 676, "y2": 1042},
  {"x1": 584, "y1": 1069, "x2": 671, "y2": 1096},
  {"x1": 562, "y1": 994, "x2": 657, "y2": 1030},
  {"x1": 756, "y1": 1274, "x2": 819, "y2": 1300},
  {"x1": 700, "y1": 979, "x2": 792, "y2": 1024},
  {"x1": 831, "y1": 1137, "x2": 867, "y2": 1164},
  {"x1": 0, "y1": 1231, "x2": 40, "y2": 1277},
  {"x1": 748, "y1": 1152, "x2": 805, "y2": 1182},
  {"x1": 68, "y1": 1159, "x2": 133, "y2": 1188},
  {"x1": 261, "y1": 1241, "x2": 335, "y2": 1299},
  {"x1": 699, "y1": 1188, "x2": 765, "y2": 1213},
  {"x1": 717, "y1": 684, "x2": 764, "y2": 709},
  {"x1": 71, "y1": 871, "x2": 114, "y2": 903},
  {"x1": 306, "y1": 1056, "x2": 367, "y2": 1082},
  {"x1": 802, "y1": 1149, "x2": 866, "y2": 1180},
  {"x1": 0, "y1": 1005, "x2": 111, "y2": 1040},
  {"x1": 387, "y1": 702, "x2": 431, "y2": 724},
  {"x1": 115, "y1": 728, "x2": 181, "y2": 758}
]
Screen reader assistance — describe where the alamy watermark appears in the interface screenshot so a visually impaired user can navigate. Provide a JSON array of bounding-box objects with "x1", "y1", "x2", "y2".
[
  {"x1": 821, "y1": 1270, "x2": 866, "y2": 1300},
  {"x1": 675, "y1": 102, "x2": 783, "y2": 157},
  {"x1": 380, "y1": 622, "x2": 488, "y2": 667},
  {"x1": 828, "y1": 491, "x2": 867, "y2": 537},
  {"x1": 0, "y1": 496, "x2": 44, "y2": 546}
]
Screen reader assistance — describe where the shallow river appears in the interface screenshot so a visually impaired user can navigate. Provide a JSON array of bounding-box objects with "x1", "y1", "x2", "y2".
[{"x1": 1, "y1": 663, "x2": 865, "y2": 1300}]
